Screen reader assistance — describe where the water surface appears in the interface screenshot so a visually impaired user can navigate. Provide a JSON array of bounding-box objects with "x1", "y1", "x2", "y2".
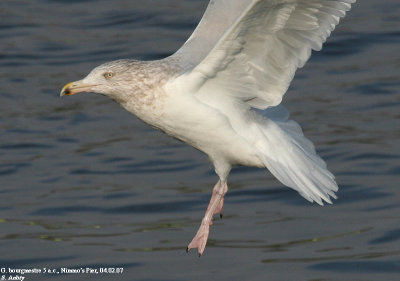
[{"x1": 1, "y1": 1, "x2": 399, "y2": 280}]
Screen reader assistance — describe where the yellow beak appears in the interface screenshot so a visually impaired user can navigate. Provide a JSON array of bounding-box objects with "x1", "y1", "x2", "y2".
[{"x1": 60, "y1": 80, "x2": 96, "y2": 97}]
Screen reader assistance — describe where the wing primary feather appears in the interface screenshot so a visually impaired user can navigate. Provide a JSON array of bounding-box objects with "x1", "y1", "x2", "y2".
[{"x1": 175, "y1": 0, "x2": 355, "y2": 110}]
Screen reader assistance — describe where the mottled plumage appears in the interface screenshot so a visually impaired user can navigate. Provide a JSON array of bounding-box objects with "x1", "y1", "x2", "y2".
[{"x1": 61, "y1": 0, "x2": 355, "y2": 256}]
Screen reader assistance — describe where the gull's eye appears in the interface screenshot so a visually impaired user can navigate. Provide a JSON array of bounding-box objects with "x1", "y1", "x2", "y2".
[{"x1": 104, "y1": 71, "x2": 114, "y2": 79}]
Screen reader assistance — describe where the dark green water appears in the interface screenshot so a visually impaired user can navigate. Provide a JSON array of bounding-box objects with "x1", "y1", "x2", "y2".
[{"x1": 1, "y1": 1, "x2": 399, "y2": 280}]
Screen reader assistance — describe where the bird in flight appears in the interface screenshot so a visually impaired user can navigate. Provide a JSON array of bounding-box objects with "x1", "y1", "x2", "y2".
[{"x1": 61, "y1": 0, "x2": 355, "y2": 256}]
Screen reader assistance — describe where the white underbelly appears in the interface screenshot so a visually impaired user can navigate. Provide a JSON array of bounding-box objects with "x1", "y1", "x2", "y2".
[{"x1": 154, "y1": 94, "x2": 264, "y2": 168}]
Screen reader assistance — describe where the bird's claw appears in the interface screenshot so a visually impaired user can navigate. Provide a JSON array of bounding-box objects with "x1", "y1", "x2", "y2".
[{"x1": 187, "y1": 223, "x2": 210, "y2": 256}]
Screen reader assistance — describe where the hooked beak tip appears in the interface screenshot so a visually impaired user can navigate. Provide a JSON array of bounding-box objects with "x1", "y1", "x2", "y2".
[
  {"x1": 60, "y1": 82, "x2": 74, "y2": 97},
  {"x1": 60, "y1": 81, "x2": 95, "y2": 97}
]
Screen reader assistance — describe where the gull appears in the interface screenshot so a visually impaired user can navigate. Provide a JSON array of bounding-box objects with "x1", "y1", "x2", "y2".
[{"x1": 60, "y1": 0, "x2": 355, "y2": 256}]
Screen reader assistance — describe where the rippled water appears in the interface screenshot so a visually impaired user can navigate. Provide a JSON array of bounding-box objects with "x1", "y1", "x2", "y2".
[{"x1": 1, "y1": 1, "x2": 400, "y2": 280}]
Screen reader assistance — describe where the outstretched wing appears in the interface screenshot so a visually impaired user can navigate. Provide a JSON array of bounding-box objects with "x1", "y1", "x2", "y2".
[
  {"x1": 176, "y1": 0, "x2": 252, "y2": 69},
  {"x1": 174, "y1": 0, "x2": 355, "y2": 109}
]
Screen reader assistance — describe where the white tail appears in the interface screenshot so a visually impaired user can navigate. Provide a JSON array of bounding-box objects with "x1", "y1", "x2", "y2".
[{"x1": 251, "y1": 106, "x2": 338, "y2": 205}]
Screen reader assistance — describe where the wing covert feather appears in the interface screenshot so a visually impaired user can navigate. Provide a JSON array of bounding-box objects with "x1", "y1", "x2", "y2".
[
  {"x1": 176, "y1": 0, "x2": 253, "y2": 69},
  {"x1": 174, "y1": 0, "x2": 355, "y2": 109}
]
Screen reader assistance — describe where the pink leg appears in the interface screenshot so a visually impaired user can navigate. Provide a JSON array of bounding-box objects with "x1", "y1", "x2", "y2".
[{"x1": 187, "y1": 180, "x2": 228, "y2": 256}]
